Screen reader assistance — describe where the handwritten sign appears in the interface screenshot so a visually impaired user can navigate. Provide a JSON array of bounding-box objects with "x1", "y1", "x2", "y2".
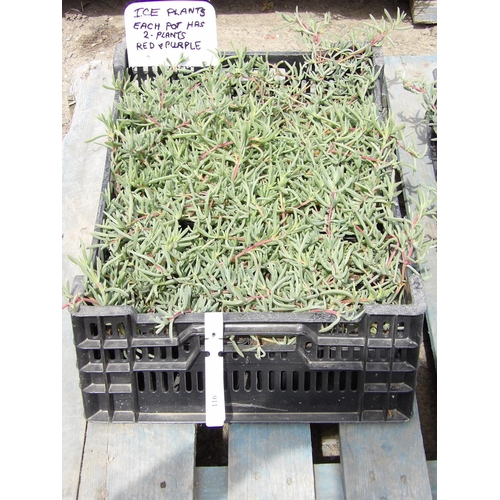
[{"x1": 124, "y1": 1, "x2": 218, "y2": 68}]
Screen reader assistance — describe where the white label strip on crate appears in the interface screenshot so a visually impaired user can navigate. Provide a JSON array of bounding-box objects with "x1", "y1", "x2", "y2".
[
  {"x1": 204, "y1": 312, "x2": 225, "y2": 427},
  {"x1": 124, "y1": 0, "x2": 218, "y2": 68}
]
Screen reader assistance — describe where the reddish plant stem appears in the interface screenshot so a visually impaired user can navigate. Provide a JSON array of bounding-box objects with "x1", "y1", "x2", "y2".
[
  {"x1": 62, "y1": 296, "x2": 100, "y2": 309},
  {"x1": 188, "y1": 82, "x2": 201, "y2": 93},
  {"x1": 169, "y1": 309, "x2": 191, "y2": 322},
  {"x1": 326, "y1": 191, "x2": 336, "y2": 237},
  {"x1": 143, "y1": 114, "x2": 161, "y2": 127},
  {"x1": 361, "y1": 155, "x2": 380, "y2": 165},
  {"x1": 386, "y1": 245, "x2": 399, "y2": 268},
  {"x1": 231, "y1": 237, "x2": 278, "y2": 262},
  {"x1": 200, "y1": 141, "x2": 234, "y2": 160},
  {"x1": 175, "y1": 119, "x2": 191, "y2": 130},
  {"x1": 232, "y1": 156, "x2": 241, "y2": 180},
  {"x1": 370, "y1": 31, "x2": 387, "y2": 46},
  {"x1": 279, "y1": 192, "x2": 287, "y2": 226},
  {"x1": 310, "y1": 308, "x2": 338, "y2": 315},
  {"x1": 404, "y1": 82, "x2": 426, "y2": 94}
]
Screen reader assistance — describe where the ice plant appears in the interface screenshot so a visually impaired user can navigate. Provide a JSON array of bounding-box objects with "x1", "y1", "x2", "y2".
[{"x1": 65, "y1": 10, "x2": 436, "y2": 356}]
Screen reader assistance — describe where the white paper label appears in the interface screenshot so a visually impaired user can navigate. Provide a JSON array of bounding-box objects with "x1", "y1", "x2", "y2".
[
  {"x1": 124, "y1": 1, "x2": 218, "y2": 68},
  {"x1": 204, "y1": 312, "x2": 225, "y2": 427}
]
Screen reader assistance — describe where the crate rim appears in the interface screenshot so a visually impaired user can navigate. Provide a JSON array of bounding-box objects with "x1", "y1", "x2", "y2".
[{"x1": 69, "y1": 269, "x2": 426, "y2": 323}]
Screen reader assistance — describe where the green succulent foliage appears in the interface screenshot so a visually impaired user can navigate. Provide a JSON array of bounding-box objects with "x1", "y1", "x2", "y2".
[{"x1": 67, "y1": 9, "x2": 436, "y2": 350}]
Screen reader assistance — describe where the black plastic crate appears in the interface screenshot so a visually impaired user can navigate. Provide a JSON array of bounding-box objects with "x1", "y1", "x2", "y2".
[
  {"x1": 71, "y1": 271, "x2": 425, "y2": 423},
  {"x1": 69, "y1": 42, "x2": 426, "y2": 423}
]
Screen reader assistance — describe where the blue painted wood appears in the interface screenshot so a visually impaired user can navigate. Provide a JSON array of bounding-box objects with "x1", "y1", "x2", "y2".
[
  {"x1": 78, "y1": 423, "x2": 196, "y2": 499},
  {"x1": 315, "y1": 462, "x2": 437, "y2": 500},
  {"x1": 193, "y1": 462, "x2": 438, "y2": 500},
  {"x1": 195, "y1": 467, "x2": 228, "y2": 500},
  {"x1": 227, "y1": 424, "x2": 315, "y2": 500},
  {"x1": 339, "y1": 400, "x2": 432, "y2": 499},
  {"x1": 194, "y1": 464, "x2": 346, "y2": 500},
  {"x1": 314, "y1": 464, "x2": 345, "y2": 500}
]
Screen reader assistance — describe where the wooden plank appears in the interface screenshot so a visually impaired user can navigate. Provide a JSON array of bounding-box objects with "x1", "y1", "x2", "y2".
[
  {"x1": 384, "y1": 55, "x2": 438, "y2": 365},
  {"x1": 78, "y1": 423, "x2": 196, "y2": 499},
  {"x1": 339, "y1": 400, "x2": 432, "y2": 500},
  {"x1": 314, "y1": 464, "x2": 345, "y2": 500},
  {"x1": 61, "y1": 311, "x2": 87, "y2": 500},
  {"x1": 427, "y1": 461, "x2": 437, "y2": 500},
  {"x1": 193, "y1": 464, "x2": 345, "y2": 500},
  {"x1": 315, "y1": 462, "x2": 437, "y2": 500},
  {"x1": 410, "y1": 0, "x2": 438, "y2": 24},
  {"x1": 62, "y1": 60, "x2": 116, "y2": 282},
  {"x1": 227, "y1": 424, "x2": 315, "y2": 500},
  {"x1": 195, "y1": 465, "x2": 339, "y2": 500},
  {"x1": 195, "y1": 467, "x2": 228, "y2": 500},
  {"x1": 62, "y1": 60, "x2": 116, "y2": 500},
  {"x1": 193, "y1": 462, "x2": 438, "y2": 500}
]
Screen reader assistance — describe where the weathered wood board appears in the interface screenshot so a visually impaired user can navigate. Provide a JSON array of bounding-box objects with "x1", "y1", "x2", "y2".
[
  {"x1": 410, "y1": 0, "x2": 438, "y2": 24},
  {"x1": 227, "y1": 424, "x2": 315, "y2": 500},
  {"x1": 78, "y1": 423, "x2": 196, "y2": 499},
  {"x1": 339, "y1": 400, "x2": 433, "y2": 499},
  {"x1": 194, "y1": 462, "x2": 437, "y2": 499}
]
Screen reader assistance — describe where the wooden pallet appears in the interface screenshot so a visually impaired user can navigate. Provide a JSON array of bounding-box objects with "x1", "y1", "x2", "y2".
[
  {"x1": 62, "y1": 55, "x2": 437, "y2": 500},
  {"x1": 410, "y1": 0, "x2": 438, "y2": 24}
]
